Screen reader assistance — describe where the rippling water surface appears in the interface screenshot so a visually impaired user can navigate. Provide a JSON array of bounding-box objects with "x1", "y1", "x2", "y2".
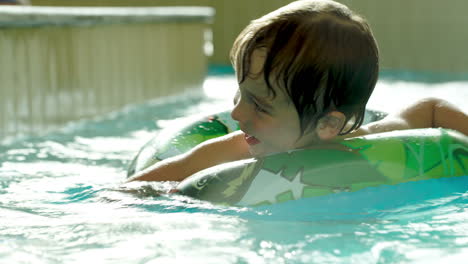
[{"x1": 1, "y1": 76, "x2": 467, "y2": 263}]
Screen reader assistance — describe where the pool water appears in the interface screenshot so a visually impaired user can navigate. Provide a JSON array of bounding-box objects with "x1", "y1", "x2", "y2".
[{"x1": 0, "y1": 74, "x2": 467, "y2": 263}]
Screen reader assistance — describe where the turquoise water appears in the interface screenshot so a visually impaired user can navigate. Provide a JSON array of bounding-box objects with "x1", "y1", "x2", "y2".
[{"x1": 1, "y1": 75, "x2": 467, "y2": 263}]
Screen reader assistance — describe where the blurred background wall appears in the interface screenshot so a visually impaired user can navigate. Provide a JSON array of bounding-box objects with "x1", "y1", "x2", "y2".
[
  {"x1": 0, "y1": 6, "x2": 212, "y2": 137},
  {"x1": 31, "y1": 0, "x2": 468, "y2": 74}
]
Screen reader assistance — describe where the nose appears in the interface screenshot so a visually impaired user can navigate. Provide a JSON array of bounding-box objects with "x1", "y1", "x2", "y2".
[
  {"x1": 231, "y1": 91, "x2": 247, "y2": 123},
  {"x1": 230, "y1": 99, "x2": 242, "y2": 122}
]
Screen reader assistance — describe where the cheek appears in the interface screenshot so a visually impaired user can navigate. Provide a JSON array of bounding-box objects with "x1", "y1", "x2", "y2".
[
  {"x1": 272, "y1": 120, "x2": 303, "y2": 146},
  {"x1": 279, "y1": 128, "x2": 300, "y2": 145},
  {"x1": 261, "y1": 121, "x2": 299, "y2": 145}
]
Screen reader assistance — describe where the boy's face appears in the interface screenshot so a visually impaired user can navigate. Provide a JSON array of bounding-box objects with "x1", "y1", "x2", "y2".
[{"x1": 231, "y1": 49, "x2": 319, "y2": 157}]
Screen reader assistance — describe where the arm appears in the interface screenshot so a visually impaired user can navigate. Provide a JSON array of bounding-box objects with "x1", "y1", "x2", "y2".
[
  {"x1": 350, "y1": 97, "x2": 468, "y2": 137},
  {"x1": 126, "y1": 130, "x2": 251, "y2": 182}
]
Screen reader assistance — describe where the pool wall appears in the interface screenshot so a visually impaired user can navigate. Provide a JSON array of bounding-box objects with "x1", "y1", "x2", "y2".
[
  {"x1": 0, "y1": 6, "x2": 213, "y2": 139},
  {"x1": 31, "y1": 0, "x2": 468, "y2": 74}
]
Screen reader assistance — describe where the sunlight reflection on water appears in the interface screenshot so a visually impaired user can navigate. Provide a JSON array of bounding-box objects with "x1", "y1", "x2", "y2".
[{"x1": 0, "y1": 75, "x2": 467, "y2": 263}]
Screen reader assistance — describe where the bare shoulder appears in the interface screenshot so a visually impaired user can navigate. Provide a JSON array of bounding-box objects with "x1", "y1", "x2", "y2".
[
  {"x1": 347, "y1": 97, "x2": 468, "y2": 138},
  {"x1": 395, "y1": 97, "x2": 467, "y2": 135}
]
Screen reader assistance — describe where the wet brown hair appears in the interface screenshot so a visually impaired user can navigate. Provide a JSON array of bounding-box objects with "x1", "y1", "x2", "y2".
[{"x1": 230, "y1": 0, "x2": 379, "y2": 135}]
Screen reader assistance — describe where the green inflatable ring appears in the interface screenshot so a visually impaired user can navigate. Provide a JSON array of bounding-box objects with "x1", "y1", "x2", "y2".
[{"x1": 128, "y1": 110, "x2": 468, "y2": 206}]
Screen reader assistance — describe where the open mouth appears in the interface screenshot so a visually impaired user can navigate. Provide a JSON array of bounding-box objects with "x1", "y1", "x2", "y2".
[{"x1": 244, "y1": 133, "x2": 260, "y2": 146}]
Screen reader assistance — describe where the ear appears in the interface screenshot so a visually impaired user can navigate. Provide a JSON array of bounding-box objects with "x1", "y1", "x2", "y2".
[{"x1": 315, "y1": 111, "x2": 346, "y2": 141}]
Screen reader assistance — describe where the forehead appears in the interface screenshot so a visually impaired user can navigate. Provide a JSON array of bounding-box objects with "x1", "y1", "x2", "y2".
[
  {"x1": 249, "y1": 48, "x2": 267, "y2": 76},
  {"x1": 244, "y1": 49, "x2": 291, "y2": 106}
]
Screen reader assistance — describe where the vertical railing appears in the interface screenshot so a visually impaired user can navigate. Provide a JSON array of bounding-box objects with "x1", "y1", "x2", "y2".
[
  {"x1": 0, "y1": 6, "x2": 214, "y2": 138},
  {"x1": 30, "y1": 0, "x2": 468, "y2": 73}
]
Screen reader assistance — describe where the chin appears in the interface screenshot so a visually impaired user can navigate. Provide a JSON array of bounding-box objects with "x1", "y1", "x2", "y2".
[
  {"x1": 247, "y1": 145, "x2": 266, "y2": 157},
  {"x1": 248, "y1": 145, "x2": 278, "y2": 157},
  {"x1": 248, "y1": 148, "x2": 261, "y2": 157}
]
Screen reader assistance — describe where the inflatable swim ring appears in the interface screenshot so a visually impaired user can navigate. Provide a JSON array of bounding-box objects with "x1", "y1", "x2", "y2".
[{"x1": 128, "y1": 110, "x2": 468, "y2": 206}]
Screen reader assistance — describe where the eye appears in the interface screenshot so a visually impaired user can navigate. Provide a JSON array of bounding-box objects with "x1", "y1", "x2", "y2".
[
  {"x1": 233, "y1": 90, "x2": 240, "y2": 105},
  {"x1": 252, "y1": 98, "x2": 269, "y2": 114}
]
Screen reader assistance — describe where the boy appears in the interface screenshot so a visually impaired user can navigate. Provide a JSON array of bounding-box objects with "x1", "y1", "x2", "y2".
[{"x1": 128, "y1": 0, "x2": 467, "y2": 182}]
